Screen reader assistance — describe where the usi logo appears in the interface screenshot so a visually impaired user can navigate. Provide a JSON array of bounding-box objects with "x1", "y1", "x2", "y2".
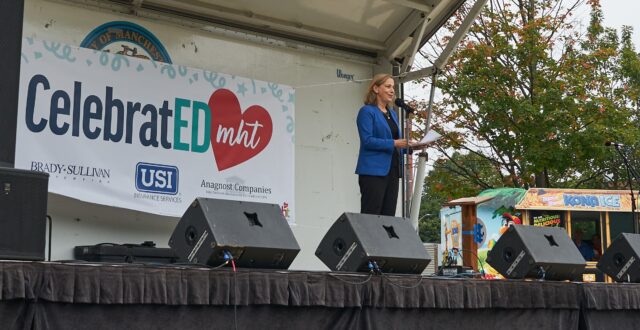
[{"x1": 135, "y1": 162, "x2": 179, "y2": 195}]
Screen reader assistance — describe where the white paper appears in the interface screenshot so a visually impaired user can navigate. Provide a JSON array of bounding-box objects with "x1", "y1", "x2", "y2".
[
  {"x1": 419, "y1": 130, "x2": 442, "y2": 144},
  {"x1": 410, "y1": 130, "x2": 441, "y2": 147}
]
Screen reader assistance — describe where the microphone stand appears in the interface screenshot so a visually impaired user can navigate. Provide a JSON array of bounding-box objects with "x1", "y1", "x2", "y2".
[
  {"x1": 614, "y1": 144, "x2": 639, "y2": 234},
  {"x1": 409, "y1": 71, "x2": 438, "y2": 230},
  {"x1": 398, "y1": 80, "x2": 407, "y2": 218}
]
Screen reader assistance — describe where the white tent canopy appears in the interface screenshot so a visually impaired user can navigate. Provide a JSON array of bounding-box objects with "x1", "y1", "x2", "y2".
[{"x1": 64, "y1": 0, "x2": 469, "y2": 75}]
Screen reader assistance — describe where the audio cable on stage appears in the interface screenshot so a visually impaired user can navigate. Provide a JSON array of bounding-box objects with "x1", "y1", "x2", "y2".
[
  {"x1": 367, "y1": 261, "x2": 426, "y2": 289},
  {"x1": 328, "y1": 271, "x2": 374, "y2": 285},
  {"x1": 459, "y1": 248, "x2": 486, "y2": 279},
  {"x1": 222, "y1": 250, "x2": 239, "y2": 330}
]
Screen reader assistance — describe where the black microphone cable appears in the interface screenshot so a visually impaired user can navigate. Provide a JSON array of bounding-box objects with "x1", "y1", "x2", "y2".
[
  {"x1": 367, "y1": 260, "x2": 426, "y2": 289},
  {"x1": 327, "y1": 272, "x2": 374, "y2": 285},
  {"x1": 222, "y1": 250, "x2": 239, "y2": 330},
  {"x1": 458, "y1": 248, "x2": 486, "y2": 279},
  {"x1": 379, "y1": 272, "x2": 425, "y2": 289}
]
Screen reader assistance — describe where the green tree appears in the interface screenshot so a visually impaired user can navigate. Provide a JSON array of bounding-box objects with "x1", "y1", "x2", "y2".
[
  {"x1": 414, "y1": 0, "x2": 640, "y2": 191},
  {"x1": 614, "y1": 25, "x2": 640, "y2": 186}
]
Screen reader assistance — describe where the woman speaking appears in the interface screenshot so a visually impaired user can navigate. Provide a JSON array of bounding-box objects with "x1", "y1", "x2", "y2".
[{"x1": 355, "y1": 73, "x2": 411, "y2": 216}]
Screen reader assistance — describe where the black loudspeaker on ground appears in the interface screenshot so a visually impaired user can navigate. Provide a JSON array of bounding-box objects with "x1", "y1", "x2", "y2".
[
  {"x1": 315, "y1": 212, "x2": 431, "y2": 274},
  {"x1": 0, "y1": 167, "x2": 49, "y2": 260},
  {"x1": 486, "y1": 225, "x2": 586, "y2": 280},
  {"x1": 597, "y1": 233, "x2": 640, "y2": 282},
  {"x1": 169, "y1": 198, "x2": 300, "y2": 269}
]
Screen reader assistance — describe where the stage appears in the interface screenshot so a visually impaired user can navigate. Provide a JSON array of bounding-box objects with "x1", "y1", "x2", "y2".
[{"x1": 1, "y1": 261, "x2": 639, "y2": 329}]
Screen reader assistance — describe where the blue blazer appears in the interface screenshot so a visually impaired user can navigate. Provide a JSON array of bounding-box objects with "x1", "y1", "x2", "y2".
[{"x1": 355, "y1": 104, "x2": 403, "y2": 176}]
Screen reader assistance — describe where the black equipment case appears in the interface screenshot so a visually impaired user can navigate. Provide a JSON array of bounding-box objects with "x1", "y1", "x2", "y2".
[{"x1": 74, "y1": 241, "x2": 180, "y2": 264}]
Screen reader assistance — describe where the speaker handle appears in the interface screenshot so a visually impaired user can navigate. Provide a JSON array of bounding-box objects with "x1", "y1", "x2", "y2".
[{"x1": 244, "y1": 212, "x2": 263, "y2": 227}]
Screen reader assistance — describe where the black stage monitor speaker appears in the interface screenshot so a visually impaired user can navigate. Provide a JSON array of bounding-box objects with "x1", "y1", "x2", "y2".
[
  {"x1": 0, "y1": 167, "x2": 49, "y2": 260},
  {"x1": 315, "y1": 212, "x2": 431, "y2": 274},
  {"x1": 486, "y1": 225, "x2": 586, "y2": 280},
  {"x1": 597, "y1": 233, "x2": 640, "y2": 282},
  {"x1": 169, "y1": 198, "x2": 300, "y2": 269}
]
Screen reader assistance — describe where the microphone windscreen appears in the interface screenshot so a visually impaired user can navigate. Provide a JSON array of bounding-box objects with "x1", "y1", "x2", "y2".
[
  {"x1": 604, "y1": 141, "x2": 612, "y2": 146},
  {"x1": 394, "y1": 98, "x2": 404, "y2": 107}
]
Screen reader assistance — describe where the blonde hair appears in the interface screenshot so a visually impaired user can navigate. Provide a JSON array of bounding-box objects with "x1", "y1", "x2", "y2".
[{"x1": 364, "y1": 73, "x2": 394, "y2": 105}]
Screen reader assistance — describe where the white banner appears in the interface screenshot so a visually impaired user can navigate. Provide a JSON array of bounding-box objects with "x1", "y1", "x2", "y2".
[{"x1": 15, "y1": 38, "x2": 295, "y2": 223}]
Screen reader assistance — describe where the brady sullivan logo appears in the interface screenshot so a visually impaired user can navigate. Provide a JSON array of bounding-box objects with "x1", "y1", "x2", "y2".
[
  {"x1": 135, "y1": 162, "x2": 178, "y2": 195},
  {"x1": 24, "y1": 75, "x2": 273, "y2": 171},
  {"x1": 80, "y1": 21, "x2": 172, "y2": 63},
  {"x1": 30, "y1": 161, "x2": 110, "y2": 182}
]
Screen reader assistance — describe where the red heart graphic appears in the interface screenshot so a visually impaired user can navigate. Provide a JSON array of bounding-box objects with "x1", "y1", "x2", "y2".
[{"x1": 209, "y1": 89, "x2": 273, "y2": 171}]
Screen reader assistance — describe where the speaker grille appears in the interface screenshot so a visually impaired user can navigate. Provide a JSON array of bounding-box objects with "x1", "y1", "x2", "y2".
[{"x1": 0, "y1": 167, "x2": 49, "y2": 260}]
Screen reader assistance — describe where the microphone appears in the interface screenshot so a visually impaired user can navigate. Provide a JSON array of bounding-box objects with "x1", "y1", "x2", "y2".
[
  {"x1": 394, "y1": 98, "x2": 415, "y2": 114},
  {"x1": 605, "y1": 141, "x2": 624, "y2": 147}
]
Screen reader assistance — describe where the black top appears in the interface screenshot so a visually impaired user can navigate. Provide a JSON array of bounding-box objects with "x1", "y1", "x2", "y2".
[{"x1": 384, "y1": 111, "x2": 400, "y2": 177}]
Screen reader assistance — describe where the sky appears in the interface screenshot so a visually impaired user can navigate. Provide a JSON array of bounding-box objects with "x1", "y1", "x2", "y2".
[{"x1": 595, "y1": 1, "x2": 640, "y2": 46}]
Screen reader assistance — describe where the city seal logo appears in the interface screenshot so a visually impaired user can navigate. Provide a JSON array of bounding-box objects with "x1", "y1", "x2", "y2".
[{"x1": 80, "y1": 21, "x2": 172, "y2": 63}]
